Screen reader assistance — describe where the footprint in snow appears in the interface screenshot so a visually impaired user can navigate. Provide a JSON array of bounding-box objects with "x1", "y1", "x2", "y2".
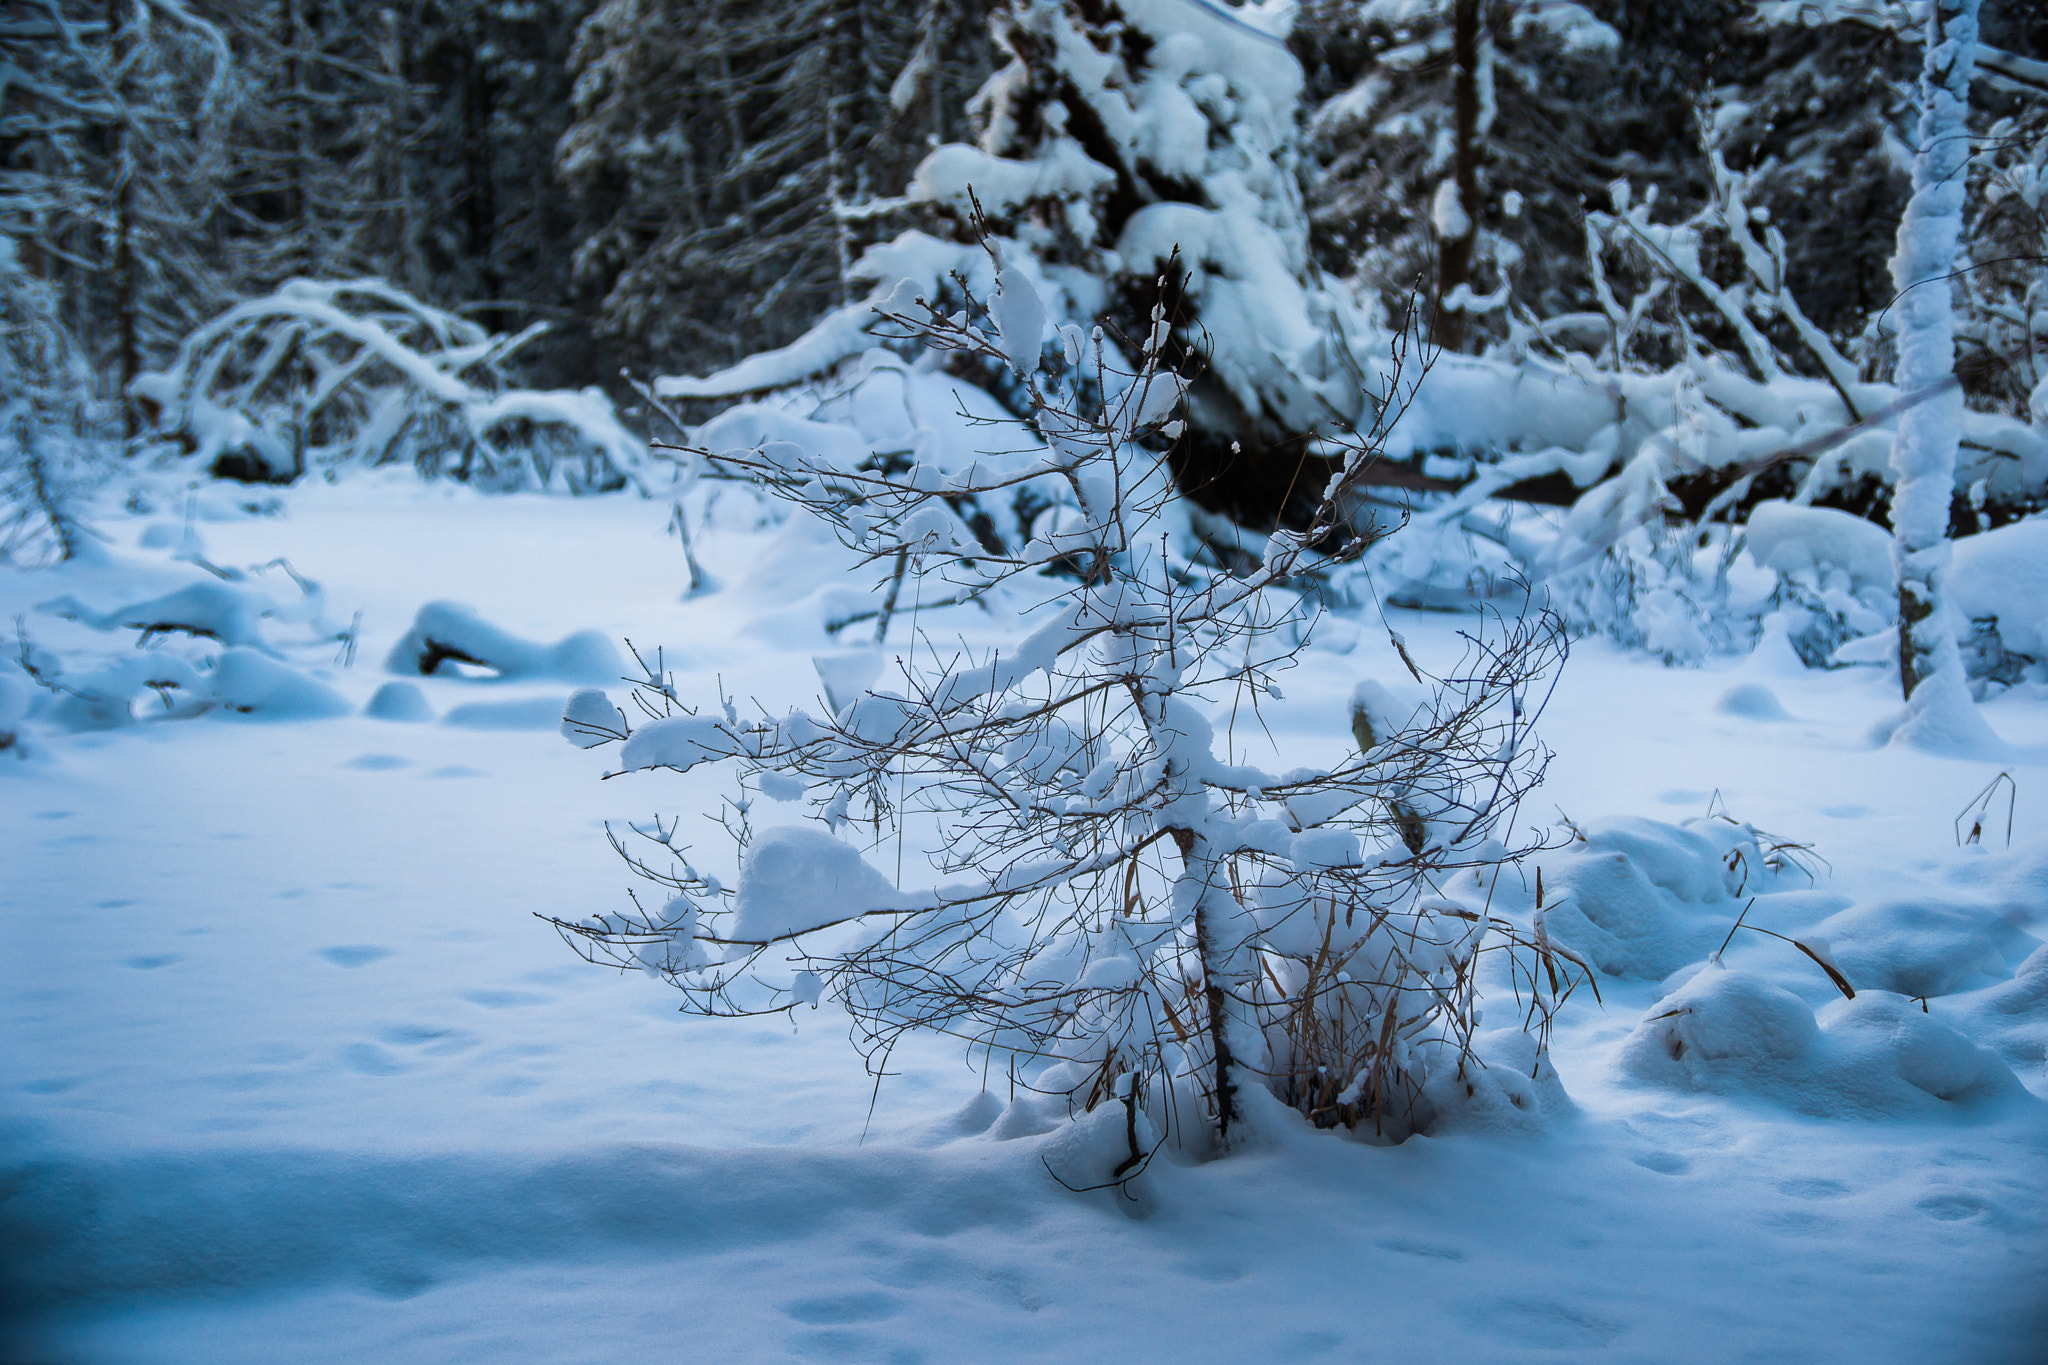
[
  {"x1": 319, "y1": 945, "x2": 394, "y2": 968},
  {"x1": 367, "y1": 1266, "x2": 435, "y2": 1300},
  {"x1": 1378, "y1": 1239, "x2": 1466, "y2": 1261},
  {"x1": 345, "y1": 753, "x2": 412, "y2": 771},
  {"x1": 123, "y1": 954, "x2": 181, "y2": 970},
  {"x1": 1480, "y1": 1300, "x2": 1624, "y2": 1350},
  {"x1": 378, "y1": 1024, "x2": 476, "y2": 1055},
  {"x1": 342, "y1": 1042, "x2": 408, "y2": 1076},
  {"x1": 1630, "y1": 1150, "x2": 1690, "y2": 1175},
  {"x1": 1779, "y1": 1177, "x2": 1849, "y2": 1199},
  {"x1": 781, "y1": 1292, "x2": 902, "y2": 1325},
  {"x1": 461, "y1": 989, "x2": 552, "y2": 1008},
  {"x1": 1918, "y1": 1192, "x2": 1993, "y2": 1222}
]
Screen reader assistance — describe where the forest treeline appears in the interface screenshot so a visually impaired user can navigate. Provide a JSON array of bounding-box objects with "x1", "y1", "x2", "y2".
[{"x1": 6, "y1": 0, "x2": 2046, "y2": 508}]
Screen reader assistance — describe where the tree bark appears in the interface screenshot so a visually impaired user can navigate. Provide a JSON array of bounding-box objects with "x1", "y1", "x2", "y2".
[
  {"x1": 1171, "y1": 826, "x2": 1240, "y2": 1140},
  {"x1": 107, "y1": 0, "x2": 137, "y2": 443},
  {"x1": 1433, "y1": 0, "x2": 1482, "y2": 352}
]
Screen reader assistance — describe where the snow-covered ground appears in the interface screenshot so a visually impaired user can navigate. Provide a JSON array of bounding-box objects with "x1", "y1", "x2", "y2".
[{"x1": 4, "y1": 474, "x2": 2046, "y2": 1363}]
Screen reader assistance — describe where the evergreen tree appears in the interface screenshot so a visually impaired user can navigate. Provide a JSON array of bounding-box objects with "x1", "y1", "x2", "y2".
[
  {"x1": 1296, "y1": 0, "x2": 1748, "y2": 352},
  {"x1": 2, "y1": 1, "x2": 246, "y2": 435},
  {"x1": 556, "y1": 0, "x2": 973, "y2": 379}
]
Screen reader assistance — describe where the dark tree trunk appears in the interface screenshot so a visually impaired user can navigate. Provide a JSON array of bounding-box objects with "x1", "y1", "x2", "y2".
[{"x1": 1434, "y1": 0, "x2": 1481, "y2": 352}]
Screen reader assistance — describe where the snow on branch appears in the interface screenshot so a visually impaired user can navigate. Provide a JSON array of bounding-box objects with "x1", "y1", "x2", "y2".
[{"x1": 132, "y1": 279, "x2": 651, "y2": 493}]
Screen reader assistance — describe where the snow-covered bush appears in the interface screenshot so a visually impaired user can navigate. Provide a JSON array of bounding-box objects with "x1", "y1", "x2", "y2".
[
  {"x1": 131, "y1": 280, "x2": 648, "y2": 492},
  {"x1": 1619, "y1": 964, "x2": 2030, "y2": 1118},
  {"x1": 386, "y1": 601, "x2": 622, "y2": 683},
  {"x1": 14, "y1": 557, "x2": 355, "y2": 733},
  {"x1": 554, "y1": 260, "x2": 1579, "y2": 1163}
]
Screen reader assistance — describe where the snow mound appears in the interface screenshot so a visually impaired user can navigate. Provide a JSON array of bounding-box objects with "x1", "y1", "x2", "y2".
[
  {"x1": 1031, "y1": 1098, "x2": 1157, "y2": 1197},
  {"x1": 208, "y1": 649, "x2": 350, "y2": 720},
  {"x1": 1714, "y1": 682, "x2": 1791, "y2": 721},
  {"x1": 813, "y1": 653, "x2": 885, "y2": 714},
  {"x1": 1954, "y1": 942, "x2": 2048, "y2": 1087},
  {"x1": 1348, "y1": 678, "x2": 1428, "y2": 751},
  {"x1": 1882, "y1": 665, "x2": 2009, "y2": 760},
  {"x1": 1618, "y1": 967, "x2": 2032, "y2": 1118},
  {"x1": 363, "y1": 681, "x2": 433, "y2": 722},
  {"x1": 1744, "y1": 502, "x2": 1892, "y2": 594},
  {"x1": 1952, "y1": 518, "x2": 2048, "y2": 660},
  {"x1": 729, "y1": 826, "x2": 901, "y2": 944},
  {"x1": 1417, "y1": 1028, "x2": 1576, "y2": 1137},
  {"x1": 26, "y1": 653, "x2": 205, "y2": 730},
  {"x1": 42, "y1": 581, "x2": 276, "y2": 652},
  {"x1": 386, "y1": 601, "x2": 622, "y2": 683},
  {"x1": 1539, "y1": 817, "x2": 1749, "y2": 978},
  {"x1": 1804, "y1": 899, "x2": 2039, "y2": 1000}
]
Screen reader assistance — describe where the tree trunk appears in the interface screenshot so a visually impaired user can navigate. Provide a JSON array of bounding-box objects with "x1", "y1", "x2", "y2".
[
  {"x1": 1171, "y1": 827, "x2": 1241, "y2": 1141},
  {"x1": 1888, "y1": 0, "x2": 1980, "y2": 704},
  {"x1": 1433, "y1": 0, "x2": 1482, "y2": 352},
  {"x1": 107, "y1": 0, "x2": 137, "y2": 443}
]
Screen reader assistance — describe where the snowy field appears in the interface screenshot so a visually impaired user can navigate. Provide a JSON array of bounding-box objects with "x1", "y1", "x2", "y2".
[{"x1": 4, "y1": 474, "x2": 2047, "y2": 1363}]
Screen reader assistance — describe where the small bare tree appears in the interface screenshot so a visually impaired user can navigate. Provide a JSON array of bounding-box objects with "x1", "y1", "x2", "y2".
[{"x1": 551, "y1": 253, "x2": 1576, "y2": 1162}]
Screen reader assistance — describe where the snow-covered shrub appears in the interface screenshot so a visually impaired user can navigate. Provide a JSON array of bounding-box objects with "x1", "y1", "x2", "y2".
[
  {"x1": 684, "y1": 355, "x2": 1070, "y2": 586},
  {"x1": 1537, "y1": 815, "x2": 1777, "y2": 981},
  {"x1": 14, "y1": 620, "x2": 350, "y2": 729},
  {"x1": 385, "y1": 601, "x2": 622, "y2": 684},
  {"x1": 1619, "y1": 965, "x2": 2029, "y2": 1118},
  {"x1": 132, "y1": 280, "x2": 648, "y2": 492},
  {"x1": 554, "y1": 262, "x2": 1578, "y2": 1161},
  {"x1": 1804, "y1": 895, "x2": 2039, "y2": 1001},
  {"x1": 1740, "y1": 501, "x2": 1895, "y2": 666},
  {"x1": 1950, "y1": 519, "x2": 2048, "y2": 689},
  {"x1": 14, "y1": 546, "x2": 357, "y2": 733}
]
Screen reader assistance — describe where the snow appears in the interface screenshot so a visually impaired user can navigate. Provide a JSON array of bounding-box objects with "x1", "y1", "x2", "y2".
[
  {"x1": 990, "y1": 267, "x2": 1049, "y2": 378},
  {"x1": 386, "y1": 601, "x2": 623, "y2": 684},
  {"x1": 363, "y1": 680, "x2": 434, "y2": 723},
  {"x1": 1618, "y1": 965, "x2": 2030, "y2": 1117},
  {"x1": 1953, "y1": 519, "x2": 2048, "y2": 658},
  {"x1": 1745, "y1": 500, "x2": 1894, "y2": 593},
  {"x1": 134, "y1": 280, "x2": 648, "y2": 491},
  {"x1": 729, "y1": 825, "x2": 902, "y2": 943},
  {"x1": 3, "y1": 471, "x2": 2047, "y2": 1361},
  {"x1": 41, "y1": 581, "x2": 279, "y2": 652},
  {"x1": 208, "y1": 647, "x2": 352, "y2": 720}
]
